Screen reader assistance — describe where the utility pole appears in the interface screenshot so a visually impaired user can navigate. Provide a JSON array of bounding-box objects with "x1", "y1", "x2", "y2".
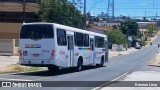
[
  {"x1": 126, "y1": 16, "x2": 129, "y2": 48},
  {"x1": 126, "y1": 25, "x2": 129, "y2": 48},
  {"x1": 112, "y1": 0, "x2": 114, "y2": 22},
  {"x1": 107, "y1": 0, "x2": 114, "y2": 22},
  {"x1": 107, "y1": 0, "x2": 110, "y2": 22},
  {"x1": 23, "y1": 0, "x2": 26, "y2": 23},
  {"x1": 83, "y1": 0, "x2": 86, "y2": 30}
]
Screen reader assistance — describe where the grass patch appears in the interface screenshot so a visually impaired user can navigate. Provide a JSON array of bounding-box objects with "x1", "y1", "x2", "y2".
[
  {"x1": 0, "y1": 64, "x2": 45, "y2": 74},
  {"x1": 26, "y1": 67, "x2": 43, "y2": 72},
  {"x1": 118, "y1": 53, "x2": 122, "y2": 56}
]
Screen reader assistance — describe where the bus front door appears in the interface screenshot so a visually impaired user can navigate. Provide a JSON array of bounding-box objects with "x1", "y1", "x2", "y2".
[
  {"x1": 67, "y1": 35, "x2": 74, "y2": 67},
  {"x1": 90, "y1": 38, "x2": 94, "y2": 64}
]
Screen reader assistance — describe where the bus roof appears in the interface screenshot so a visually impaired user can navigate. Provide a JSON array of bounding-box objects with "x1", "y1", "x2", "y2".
[{"x1": 22, "y1": 22, "x2": 107, "y2": 38}]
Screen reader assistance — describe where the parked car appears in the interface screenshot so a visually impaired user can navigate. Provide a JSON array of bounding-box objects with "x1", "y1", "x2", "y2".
[{"x1": 135, "y1": 44, "x2": 142, "y2": 49}]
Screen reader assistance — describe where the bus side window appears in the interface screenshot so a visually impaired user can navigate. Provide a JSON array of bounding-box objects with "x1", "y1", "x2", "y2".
[
  {"x1": 95, "y1": 36, "x2": 104, "y2": 48},
  {"x1": 74, "y1": 32, "x2": 77, "y2": 46},
  {"x1": 76, "y1": 32, "x2": 83, "y2": 47},
  {"x1": 90, "y1": 39, "x2": 94, "y2": 50},
  {"x1": 57, "y1": 29, "x2": 67, "y2": 46},
  {"x1": 83, "y1": 34, "x2": 89, "y2": 47}
]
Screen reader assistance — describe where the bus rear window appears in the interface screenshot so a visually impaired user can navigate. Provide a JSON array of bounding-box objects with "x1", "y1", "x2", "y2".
[{"x1": 20, "y1": 24, "x2": 54, "y2": 39}]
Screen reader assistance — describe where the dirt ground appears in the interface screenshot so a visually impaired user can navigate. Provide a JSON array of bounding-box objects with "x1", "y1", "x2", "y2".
[{"x1": 149, "y1": 53, "x2": 160, "y2": 67}]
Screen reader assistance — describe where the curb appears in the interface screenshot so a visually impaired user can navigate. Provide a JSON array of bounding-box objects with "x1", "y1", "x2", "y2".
[
  {"x1": 0, "y1": 53, "x2": 13, "y2": 56},
  {"x1": 93, "y1": 72, "x2": 129, "y2": 90}
]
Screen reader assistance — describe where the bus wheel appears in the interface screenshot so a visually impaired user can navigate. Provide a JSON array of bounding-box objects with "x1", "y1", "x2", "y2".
[
  {"x1": 48, "y1": 66, "x2": 59, "y2": 72},
  {"x1": 76, "y1": 58, "x2": 83, "y2": 71},
  {"x1": 100, "y1": 56, "x2": 104, "y2": 67},
  {"x1": 97, "y1": 56, "x2": 104, "y2": 67}
]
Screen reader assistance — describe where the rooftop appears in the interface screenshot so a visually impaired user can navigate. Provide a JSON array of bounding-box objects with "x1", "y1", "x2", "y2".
[{"x1": 90, "y1": 24, "x2": 113, "y2": 31}]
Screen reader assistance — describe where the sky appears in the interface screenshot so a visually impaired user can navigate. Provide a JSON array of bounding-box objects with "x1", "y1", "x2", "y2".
[{"x1": 70, "y1": 0, "x2": 160, "y2": 18}]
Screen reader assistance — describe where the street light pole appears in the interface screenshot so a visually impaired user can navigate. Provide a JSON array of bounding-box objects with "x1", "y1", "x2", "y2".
[{"x1": 83, "y1": 0, "x2": 86, "y2": 30}]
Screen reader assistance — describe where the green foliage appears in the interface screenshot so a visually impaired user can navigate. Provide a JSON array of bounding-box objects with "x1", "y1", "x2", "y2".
[
  {"x1": 142, "y1": 41, "x2": 147, "y2": 46},
  {"x1": 37, "y1": 0, "x2": 83, "y2": 28},
  {"x1": 145, "y1": 24, "x2": 157, "y2": 36},
  {"x1": 105, "y1": 29, "x2": 126, "y2": 44},
  {"x1": 120, "y1": 20, "x2": 139, "y2": 37}
]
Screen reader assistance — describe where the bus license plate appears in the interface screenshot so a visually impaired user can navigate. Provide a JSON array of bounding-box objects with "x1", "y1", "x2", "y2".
[{"x1": 33, "y1": 54, "x2": 39, "y2": 57}]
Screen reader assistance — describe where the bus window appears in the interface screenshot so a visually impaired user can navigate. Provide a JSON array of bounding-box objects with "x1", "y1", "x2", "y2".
[
  {"x1": 57, "y1": 29, "x2": 67, "y2": 46},
  {"x1": 76, "y1": 32, "x2": 83, "y2": 47},
  {"x1": 74, "y1": 32, "x2": 77, "y2": 46},
  {"x1": 95, "y1": 36, "x2": 104, "y2": 48},
  {"x1": 20, "y1": 24, "x2": 54, "y2": 39},
  {"x1": 83, "y1": 34, "x2": 89, "y2": 47}
]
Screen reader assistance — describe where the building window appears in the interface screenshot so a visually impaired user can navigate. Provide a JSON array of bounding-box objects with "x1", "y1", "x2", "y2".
[{"x1": 57, "y1": 29, "x2": 67, "y2": 46}]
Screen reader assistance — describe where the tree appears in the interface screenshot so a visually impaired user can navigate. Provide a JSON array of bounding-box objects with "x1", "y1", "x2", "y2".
[
  {"x1": 145, "y1": 24, "x2": 157, "y2": 36},
  {"x1": 37, "y1": 0, "x2": 83, "y2": 28},
  {"x1": 105, "y1": 29, "x2": 126, "y2": 45},
  {"x1": 120, "y1": 20, "x2": 139, "y2": 37}
]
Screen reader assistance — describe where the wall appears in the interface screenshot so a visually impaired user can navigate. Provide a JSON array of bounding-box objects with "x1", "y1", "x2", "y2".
[
  {"x1": 96, "y1": 22, "x2": 120, "y2": 27},
  {"x1": 0, "y1": 39, "x2": 18, "y2": 55},
  {"x1": 0, "y1": 23, "x2": 21, "y2": 39},
  {"x1": 137, "y1": 22, "x2": 157, "y2": 29}
]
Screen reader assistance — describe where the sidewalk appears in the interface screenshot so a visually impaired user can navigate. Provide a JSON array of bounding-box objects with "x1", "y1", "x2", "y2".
[
  {"x1": 146, "y1": 31, "x2": 160, "y2": 45},
  {"x1": 109, "y1": 48, "x2": 137, "y2": 58},
  {"x1": 0, "y1": 56, "x2": 18, "y2": 68},
  {"x1": 149, "y1": 52, "x2": 160, "y2": 67}
]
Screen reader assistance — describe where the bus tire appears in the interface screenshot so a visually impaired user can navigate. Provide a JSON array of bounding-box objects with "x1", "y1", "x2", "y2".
[
  {"x1": 48, "y1": 66, "x2": 59, "y2": 72},
  {"x1": 76, "y1": 57, "x2": 83, "y2": 71},
  {"x1": 96, "y1": 56, "x2": 104, "y2": 67},
  {"x1": 100, "y1": 56, "x2": 104, "y2": 67}
]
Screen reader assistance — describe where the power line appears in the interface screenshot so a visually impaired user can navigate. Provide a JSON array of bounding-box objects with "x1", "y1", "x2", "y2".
[{"x1": 97, "y1": 8, "x2": 160, "y2": 9}]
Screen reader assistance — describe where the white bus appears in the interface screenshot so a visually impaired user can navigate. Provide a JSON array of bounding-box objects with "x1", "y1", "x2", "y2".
[{"x1": 19, "y1": 23, "x2": 108, "y2": 71}]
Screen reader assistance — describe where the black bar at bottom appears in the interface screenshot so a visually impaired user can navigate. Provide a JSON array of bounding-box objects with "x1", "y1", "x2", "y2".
[{"x1": 0, "y1": 81, "x2": 160, "y2": 87}]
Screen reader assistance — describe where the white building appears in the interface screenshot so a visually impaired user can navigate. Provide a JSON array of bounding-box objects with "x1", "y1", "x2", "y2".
[
  {"x1": 96, "y1": 22, "x2": 120, "y2": 27},
  {"x1": 137, "y1": 22, "x2": 157, "y2": 29}
]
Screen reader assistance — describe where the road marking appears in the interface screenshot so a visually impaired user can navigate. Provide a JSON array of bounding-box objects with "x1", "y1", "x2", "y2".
[
  {"x1": 0, "y1": 78, "x2": 33, "y2": 81},
  {"x1": 33, "y1": 76, "x2": 53, "y2": 81},
  {"x1": 92, "y1": 72, "x2": 129, "y2": 90}
]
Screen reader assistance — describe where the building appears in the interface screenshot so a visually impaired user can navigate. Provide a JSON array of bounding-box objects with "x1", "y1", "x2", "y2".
[
  {"x1": 96, "y1": 22, "x2": 120, "y2": 27},
  {"x1": 137, "y1": 22, "x2": 157, "y2": 29},
  {"x1": 0, "y1": 0, "x2": 40, "y2": 39},
  {"x1": 89, "y1": 23, "x2": 112, "y2": 35}
]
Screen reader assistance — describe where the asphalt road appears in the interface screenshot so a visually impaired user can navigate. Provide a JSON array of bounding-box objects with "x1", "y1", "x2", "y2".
[{"x1": 0, "y1": 35, "x2": 160, "y2": 90}]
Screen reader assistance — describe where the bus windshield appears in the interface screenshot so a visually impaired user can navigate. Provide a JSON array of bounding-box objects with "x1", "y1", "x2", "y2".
[{"x1": 20, "y1": 24, "x2": 54, "y2": 39}]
